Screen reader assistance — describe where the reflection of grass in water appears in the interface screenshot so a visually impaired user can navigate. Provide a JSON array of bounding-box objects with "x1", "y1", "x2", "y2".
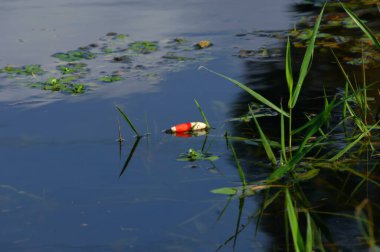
[{"x1": 206, "y1": 3, "x2": 380, "y2": 251}]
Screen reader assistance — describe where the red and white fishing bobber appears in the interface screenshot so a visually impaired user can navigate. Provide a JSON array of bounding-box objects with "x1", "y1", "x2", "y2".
[{"x1": 164, "y1": 122, "x2": 208, "y2": 133}]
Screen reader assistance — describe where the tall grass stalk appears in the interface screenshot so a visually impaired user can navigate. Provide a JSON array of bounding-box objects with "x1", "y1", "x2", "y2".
[{"x1": 289, "y1": 3, "x2": 326, "y2": 109}]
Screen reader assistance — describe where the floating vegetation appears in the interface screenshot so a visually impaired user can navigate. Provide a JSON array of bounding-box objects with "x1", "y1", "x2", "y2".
[
  {"x1": 177, "y1": 148, "x2": 218, "y2": 162},
  {"x1": 52, "y1": 49, "x2": 96, "y2": 61},
  {"x1": 30, "y1": 76, "x2": 86, "y2": 94},
  {"x1": 204, "y1": 3, "x2": 380, "y2": 251},
  {"x1": 0, "y1": 33, "x2": 213, "y2": 95},
  {"x1": 128, "y1": 41, "x2": 158, "y2": 54},
  {"x1": 236, "y1": 2, "x2": 380, "y2": 67},
  {"x1": 195, "y1": 40, "x2": 212, "y2": 49},
  {"x1": 97, "y1": 75, "x2": 124, "y2": 83},
  {"x1": 112, "y1": 55, "x2": 131, "y2": 63},
  {"x1": 57, "y1": 62, "x2": 90, "y2": 75},
  {"x1": 0, "y1": 64, "x2": 45, "y2": 76},
  {"x1": 162, "y1": 52, "x2": 195, "y2": 61}
]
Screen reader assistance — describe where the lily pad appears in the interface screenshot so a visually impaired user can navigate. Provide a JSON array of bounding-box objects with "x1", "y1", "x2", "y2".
[
  {"x1": 30, "y1": 76, "x2": 86, "y2": 94},
  {"x1": 97, "y1": 75, "x2": 124, "y2": 83},
  {"x1": 129, "y1": 41, "x2": 158, "y2": 54},
  {"x1": 162, "y1": 52, "x2": 195, "y2": 61},
  {"x1": 52, "y1": 49, "x2": 96, "y2": 61},
  {"x1": 195, "y1": 40, "x2": 213, "y2": 49},
  {"x1": 0, "y1": 64, "x2": 45, "y2": 76},
  {"x1": 177, "y1": 148, "x2": 219, "y2": 162},
  {"x1": 57, "y1": 62, "x2": 90, "y2": 75}
]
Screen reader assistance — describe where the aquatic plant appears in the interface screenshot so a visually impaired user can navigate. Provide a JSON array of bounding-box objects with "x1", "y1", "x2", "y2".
[
  {"x1": 128, "y1": 41, "x2": 158, "y2": 54},
  {"x1": 30, "y1": 76, "x2": 86, "y2": 94},
  {"x1": 0, "y1": 64, "x2": 45, "y2": 76},
  {"x1": 57, "y1": 62, "x2": 90, "y2": 75},
  {"x1": 205, "y1": 2, "x2": 380, "y2": 251},
  {"x1": 52, "y1": 49, "x2": 96, "y2": 61},
  {"x1": 97, "y1": 75, "x2": 124, "y2": 83}
]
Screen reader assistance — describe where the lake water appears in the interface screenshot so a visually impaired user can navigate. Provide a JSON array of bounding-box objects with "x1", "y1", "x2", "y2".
[{"x1": 1, "y1": 0, "x2": 366, "y2": 251}]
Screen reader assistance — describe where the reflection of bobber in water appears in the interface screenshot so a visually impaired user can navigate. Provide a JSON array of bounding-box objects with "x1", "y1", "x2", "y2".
[
  {"x1": 164, "y1": 122, "x2": 208, "y2": 134},
  {"x1": 173, "y1": 130, "x2": 208, "y2": 138}
]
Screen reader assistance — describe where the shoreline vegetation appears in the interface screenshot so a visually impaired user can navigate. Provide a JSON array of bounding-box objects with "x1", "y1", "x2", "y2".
[
  {"x1": 116, "y1": 1, "x2": 380, "y2": 250},
  {"x1": 206, "y1": 2, "x2": 380, "y2": 251}
]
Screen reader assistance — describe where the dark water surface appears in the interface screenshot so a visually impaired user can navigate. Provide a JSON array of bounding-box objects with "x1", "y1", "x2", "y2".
[{"x1": 0, "y1": 1, "x2": 303, "y2": 251}]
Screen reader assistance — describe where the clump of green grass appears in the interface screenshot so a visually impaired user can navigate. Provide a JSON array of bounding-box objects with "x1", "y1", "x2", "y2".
[{"x1": 206, "y1": 3, "x2": 380, "y2": 251}]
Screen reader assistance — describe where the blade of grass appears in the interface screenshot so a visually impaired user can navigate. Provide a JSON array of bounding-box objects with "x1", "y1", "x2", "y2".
[
  {"x1": 249, "y1": 105, "x2": 277, "y2": 165},
  {"x1": 306, "y1": 212, "x2": 313, "y2": 252},
  {"x1": 290, "y1": 3, "x2": 326, "y2": 108},
  {"x1": 228, "y1": 138, "x2": 247, "y2": 186},
  {"x1": 328, "y1": 123, "x2": 378, "y2": 162},
  {"x1": 340, "y1": 2, "x2": 380, "y2": 50},
  {"x1": 281, "y1": 103, "x2": 288, "y2": 163},
  {"x1": 286, "y1": 36, "x2": 294, "y2": 97},
  {"x1": 285, "y1": 189, "x2": 305, "y2": 252},
  {"x1": 116, "y1": 106, "x2": 141, "y2": 137},
  {"x1": 194, "y1": 98, "x2": 210, "y2": 128},
  {"x1": 199, "y1": 66, "x2": 289, "y2": 117}
]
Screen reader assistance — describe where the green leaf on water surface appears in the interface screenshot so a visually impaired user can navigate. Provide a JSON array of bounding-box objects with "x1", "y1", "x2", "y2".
[
  {"x1": 57, "y1": 62, "x2": 89, "y2": 75},
  {"x1": 97, "y1": 75, "x2": 125, "y2": 83},
  {"x1": 30, "y1": 76, "x2": 86, "y2": 94},
  {"x1": 162, "y1": 52, "x2": 195, "y2": 61},
  {"x1": 52, "y1": 49, "x2": 96, "y2": 61},
  {"x1": 115, "y1": 34, "x2": 128, "y2": 39},
  {"x1": 0, "y1": 64, "x2": 45, "y2": 76},
  {"x1": 129, "y1": 41, "x2": 158, "y2": 54},
  {"x1": 177, "y1": 148, "x2": 219, "y2": 162},
  {"x1": 211, "y1": 187, "x2": 238, "y2": 195}
]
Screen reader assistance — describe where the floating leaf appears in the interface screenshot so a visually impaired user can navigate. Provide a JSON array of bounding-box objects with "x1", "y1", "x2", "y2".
[
  {"x1": 129, "y1": 41, "x2": 158, "y2": 54},
  {"x1": 0, "y1": 64, "x2": 45, "y2": 76},
  {"x1": 195, "y1": 40, "x2": 212, "y2": 49},
  {"x1": 97, "y1": 75, "x2": 124, "y2": 83},
  {"x1": 211, "y1": 187, "x2": 237, "y2": 195},
  {"x1": 52, "y1": 49, "x2": 96, "y2": 61},
  {"x1": 57, "y1": 62, "x2": 89, "y2": 75},
  {"x1": 177, "y1": 148, "x2": 219, "y2": 162}
]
